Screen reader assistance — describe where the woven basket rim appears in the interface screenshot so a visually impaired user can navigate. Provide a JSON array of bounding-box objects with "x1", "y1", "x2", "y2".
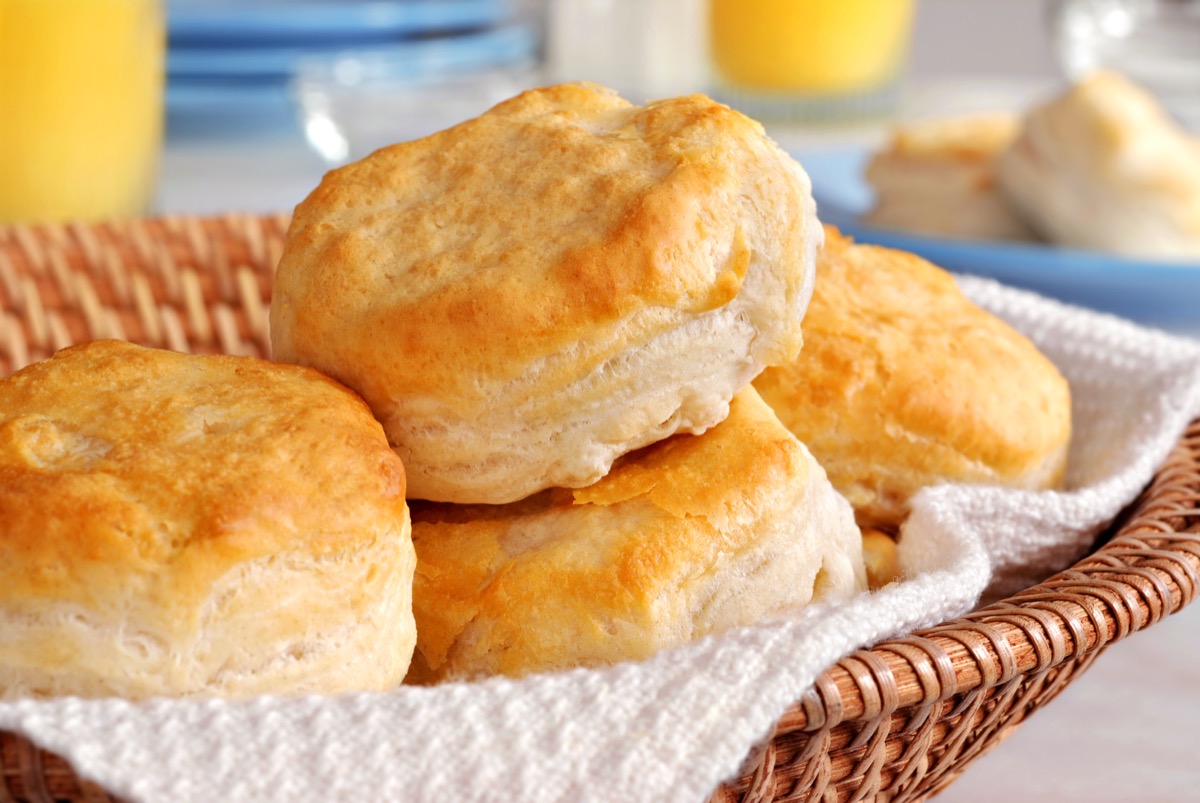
[
  {"x1": 781, "y1": 425, "x2": 1200, "y2": 733},
  {"x1": 1, "y1": 215, "x2": 1198, "y2": 803},
  {"x1": 712, "y1": 418, "x2": 1200, "y2": 800}
]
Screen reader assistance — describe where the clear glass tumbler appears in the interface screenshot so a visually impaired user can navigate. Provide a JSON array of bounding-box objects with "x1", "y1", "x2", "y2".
[{"x1": 1048, "y1": 0, "x2": 1200, "y2": 131}]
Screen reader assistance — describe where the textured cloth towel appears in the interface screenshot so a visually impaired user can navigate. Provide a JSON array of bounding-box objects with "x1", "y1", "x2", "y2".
[{"x1": 2, "y1": 277, "x2": 1199, "y2": 803}]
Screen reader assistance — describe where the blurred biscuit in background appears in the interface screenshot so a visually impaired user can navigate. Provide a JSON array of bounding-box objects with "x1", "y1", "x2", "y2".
[
  {"x1": 997, "y1": 71, "x2": 1200, "y2": 260},
  {"x1": 864, "y1": 113, "x2": 1040, "y2": 242}
]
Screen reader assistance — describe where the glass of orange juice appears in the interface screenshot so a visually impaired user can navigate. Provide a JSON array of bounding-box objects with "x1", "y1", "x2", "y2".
[
  {"x1": 709, "y1": 0, "x2": 916, "y2": 121},
  {"x1": 0, "y1": 0, "x2": 164, "y2": 223}
]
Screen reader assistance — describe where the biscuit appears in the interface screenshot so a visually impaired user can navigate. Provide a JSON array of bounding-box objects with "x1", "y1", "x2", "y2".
[
  {"x1": 864, "y1": 113, "x2": 1039, "y2": 241},
  {"x1": 270, "y1": 83, "x2": 822, "y2": 503},
  {"x1": 407, "y1": 388, "x2": 865, "y2": 682},
  {"x1": 996, "y1": 71, "x2": 1200, "y2": 259},
  {"x1": 0, "y1": 341, "x2": 415, "y2": 699},
  {"x1": 754, "y1": 228, "x2": 1071, "y2": 529}
]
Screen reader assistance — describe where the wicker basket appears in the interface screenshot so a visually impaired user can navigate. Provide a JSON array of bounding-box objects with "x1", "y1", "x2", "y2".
[{"x1": 1, "y1": 216, "x2": 1197, "y2": 803}]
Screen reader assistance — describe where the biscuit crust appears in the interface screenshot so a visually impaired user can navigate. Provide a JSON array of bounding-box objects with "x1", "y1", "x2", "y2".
[
  {"x1": 754, "y1": 229, "x2": 1072, "y2": 528},
  {"x1": 408, "y1": 388, "x2": 865, "y2": 682},
  {"x1": 0, "y1": 341, "x2": 416, "y2": 699},
  {"x1": 271, "y1": 83, "x2": 821, "y2": 503}
]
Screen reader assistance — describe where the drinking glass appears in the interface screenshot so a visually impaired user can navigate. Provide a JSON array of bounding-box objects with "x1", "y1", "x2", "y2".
[
  {"x1": 1048, "y1": 0, "x2": 1200, "y2": 130},
  {"x1": 709, "y1": 0, "x2": 917, "y2": 121},
  {"x1": 0, "y1": 0, "x2": 165, "y2": 223}
]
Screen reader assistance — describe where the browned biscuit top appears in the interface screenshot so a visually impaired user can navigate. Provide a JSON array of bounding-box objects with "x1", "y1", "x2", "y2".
[
  {"x1": 0, "y1": 340, "x2": 407, "y2": 618},
  {"x1": 271, "y1": 82, "x2": 812, "y2": 413},
  {"x1": 754, "y1": 228, "x2": 1072, "y2": 527}
]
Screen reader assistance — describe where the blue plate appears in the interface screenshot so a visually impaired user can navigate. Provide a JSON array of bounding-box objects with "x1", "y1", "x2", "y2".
[
  {"x1": 167, "y1": 80, "x2": 291, "y2": 115},
  {"x1": 165, "y1": 79, "x2": 299, "y2": 139},
  {"x1": 168, "y1": 0, "x2": 510, "y2": 45},
  {"x1": 168, "y1": 24, "x2": 537, "y2": 79},
  {"x1": 797, "y1": 146, "x2": 1200, "y2": 336}
]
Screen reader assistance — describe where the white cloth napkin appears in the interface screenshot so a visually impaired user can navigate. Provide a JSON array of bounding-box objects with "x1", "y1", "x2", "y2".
[{"x1": 2, "y1": 278, "x2": 1198, "y2": 803}]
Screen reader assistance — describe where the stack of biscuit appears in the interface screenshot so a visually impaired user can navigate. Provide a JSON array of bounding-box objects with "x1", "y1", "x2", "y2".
[
  {"x1": 270, "y1": 82, "x2": 1072, "y2": 682},
  {"x1": 0, "y1": 82, "x2": 1074, "y2": 698},
  {"x1": 270, "y1": 83, "x2": 868, "y2": 682}
]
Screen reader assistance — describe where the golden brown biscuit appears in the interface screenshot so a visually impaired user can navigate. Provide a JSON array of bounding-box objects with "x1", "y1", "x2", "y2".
[
  {"x1": 407, "y1": 388, "x2": 865, "y2": 683},
  {"x1": 997, "y1": 71, "x2": 1200, "y2": 259},
  {"x1": 271, "y1": 82, "x2": 822, "y2": 504},
  {"x1": 864, "y1": 113, "x2": 1039, "y2": 241},
  {"x1": 754, "y1": 228, "x2": 1071, "y2": 529},
  {"x1": 0, "y1": 341, "x2": 415, "y2": 699}
]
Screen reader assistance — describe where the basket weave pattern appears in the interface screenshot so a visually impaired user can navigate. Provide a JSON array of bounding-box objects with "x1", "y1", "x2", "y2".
[
  {"x1": 0, "y1": 215, "x2": 287, "y2": 373},
  {"x1": 1, "y1": 217, "x2": 1198, "y2": 803}
]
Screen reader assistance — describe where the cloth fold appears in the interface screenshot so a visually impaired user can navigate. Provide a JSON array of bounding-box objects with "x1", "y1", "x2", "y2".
[{"x1": 2, "y1": 277, "x2": 1198, "y2": 803}]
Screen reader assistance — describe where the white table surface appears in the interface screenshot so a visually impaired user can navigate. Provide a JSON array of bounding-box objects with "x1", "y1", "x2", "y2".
[{"x1": 157, "y1": 102, "x2": 1200, "y2": 803}]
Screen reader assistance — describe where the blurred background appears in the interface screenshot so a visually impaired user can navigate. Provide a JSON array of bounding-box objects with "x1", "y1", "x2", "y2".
[
  {"x1": 160, "y1": 0, "x2": 1063, "y2": 169},
  {"x1": 8, "y1": 0, "x2": 1194, "y2": 218},
  {"x1": 150, "y1": 0, "x2": 1198, "y2": 211}
]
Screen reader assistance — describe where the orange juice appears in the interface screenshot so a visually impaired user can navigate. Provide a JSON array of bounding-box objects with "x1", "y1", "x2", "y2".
[
  {"x1": 711, "y1": 0, "x2": 916, "y2": 94},
  {"x1": 0, "y1": 0, "x2": 164, "y2": 223}
]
